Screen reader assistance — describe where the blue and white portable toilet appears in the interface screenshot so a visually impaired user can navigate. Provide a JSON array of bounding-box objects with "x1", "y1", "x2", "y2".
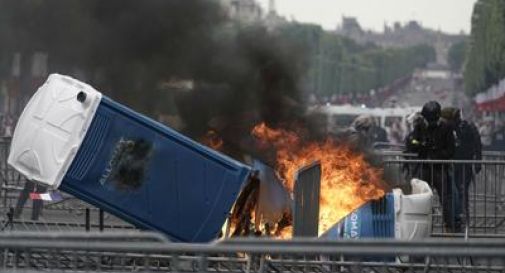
[
  {"x1": 323, "y1": 179, "x2": 433, "y2": 240},
  {"x1": 8, "y1": 74, "x2": 251, "y2": 242}
]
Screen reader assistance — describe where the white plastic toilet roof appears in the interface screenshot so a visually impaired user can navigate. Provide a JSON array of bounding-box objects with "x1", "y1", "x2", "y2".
[{"x1": 8, "y1": 74, "x2": 102, "y2": 189}]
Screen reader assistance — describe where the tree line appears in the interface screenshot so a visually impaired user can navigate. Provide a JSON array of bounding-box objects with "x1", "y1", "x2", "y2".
[
  {"x1": 275, "y1": 23, "x2": 436, "y2": 98},
  {"x1": 464, "y1": 0, "x2": 505, "y2": 96}
]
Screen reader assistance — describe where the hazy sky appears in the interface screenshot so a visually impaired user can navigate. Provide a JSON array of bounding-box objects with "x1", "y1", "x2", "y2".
[{"x1": 256, "y1": 0, "x2": 477, "y2": 34}]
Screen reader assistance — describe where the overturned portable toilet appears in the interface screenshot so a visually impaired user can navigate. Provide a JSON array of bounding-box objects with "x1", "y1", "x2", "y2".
[
  {"x1": 8, "y1": 74, "x2": 251, "y2": 242},
  {"x1": 323, "y1": 179, "x2": 433, "y2": 240}
]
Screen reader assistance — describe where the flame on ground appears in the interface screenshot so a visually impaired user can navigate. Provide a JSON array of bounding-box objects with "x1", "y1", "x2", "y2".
[
  {"x1": 201, "y1": 129, "x2": 224, "y2": 151},
  {"x1": 252, "y1": 122, "x2": 386, "y2": 236}
]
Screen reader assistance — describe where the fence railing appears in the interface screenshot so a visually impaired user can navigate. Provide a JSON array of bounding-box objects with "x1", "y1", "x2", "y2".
[
  {"x1": 0, "y1": 137, "x2": 134, "y2": 232},
  {"x1": 376, "y1": 148, "x2": 505, "y2": 161},
  {"x1": 482, "y1": 150, "x2": 505, "y2": 160},
  {"x1": 384, "y1": 159, "x2": 505, "y2": 236},
  {"x1": 1, "y1": 135, "x2": 505, "y2": 237},
  {"x1": 0, "y1": 233, "x2": 504, "y2": 272}
]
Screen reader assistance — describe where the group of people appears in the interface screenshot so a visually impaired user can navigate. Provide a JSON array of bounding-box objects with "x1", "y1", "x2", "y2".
[
  {"x1": 346, "y1": 102, "x2": 482, "y2": 232},
  {"x1": 342, "y1": 101, "x2": 482, "y2": 233},
  {"x1": 404, "y1": 101, "x2": 482, "y2": 232}
]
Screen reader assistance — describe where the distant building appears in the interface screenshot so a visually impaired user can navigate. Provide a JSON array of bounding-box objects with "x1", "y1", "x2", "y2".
[
  {"x1": 219, "y1": 0, "x2": 262, "y2": 24},
  {"x1": 336, "y1": 17, "x2": 465, "y2": 65},
  {"x1": 341, "y1": 17, "x2": 363, "y2": 37},
  {"x1": 218, "y1": 0, "x2": 288, "y2": 29},
  {"x1": 263, "y1": 0, "x2": 288, "y2": 30}
]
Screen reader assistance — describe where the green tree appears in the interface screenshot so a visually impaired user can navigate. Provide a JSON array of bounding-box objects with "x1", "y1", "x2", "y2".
[
  {"x1": 464, "y1": 0, "x2": 505, "y2": 95},
  {"x1": 449, "y1": 41, "x2": 467, "y2": 72}
]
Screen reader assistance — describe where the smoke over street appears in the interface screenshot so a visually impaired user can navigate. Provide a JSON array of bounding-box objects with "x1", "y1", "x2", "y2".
[{"x1": 0, "y1": 0, "x2": 310, "y2": 146}]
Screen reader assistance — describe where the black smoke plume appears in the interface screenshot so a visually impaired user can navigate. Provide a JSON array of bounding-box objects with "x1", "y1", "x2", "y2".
[
  {"x1": 0, "y1": 0, "x2": 308, "y2": 146},
  {"x1": 176, "y1": 26, "x2": 308, "y2": 142}
]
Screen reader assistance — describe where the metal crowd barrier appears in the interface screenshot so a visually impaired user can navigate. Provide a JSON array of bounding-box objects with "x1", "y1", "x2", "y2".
[
  {"x1": 378, "y1": 149, "x2": 505, "y2": 237},
  {"x1": 373, "y1": 142, "x2": 405, "y2": 151},
  {"x1": 0, "y1": 137, "x2": 134, "y2": 232},
  {"x1": 1, "y1": 134, "x2": 505, "y2": 237},
  {"x1": 376, "y1": 149, "x2": 505, "y2": 161},
  {"x1": 0, "y1": 137, "x2": 24, "y2": 208},
  {"x1": 384, "y1": 159, "x2": 505, "y2": 236},
  {"x1": 482, "y1": 150, "x2": 505, "y2": 160},
  {"x1": 0, "y1": 233, "x2": 504, "y2": 272}
]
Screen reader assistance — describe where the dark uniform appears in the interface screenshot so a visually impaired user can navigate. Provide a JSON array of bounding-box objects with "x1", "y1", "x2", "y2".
[
  {"x1": 405, "y1": 113, "x2": 427, "y2": 177},
  {"x1": 442, "y1": 107, "x2": 482, "y2": 226},
  {"x1": 372, "y1": 125, "x2": 389, "y2": 144},
  {"x1": 14, "y1": 181, "x2": 47, "y2": 221},
  {"x1": 407, "y1": 102, "x2": 457, "y2": 232}
]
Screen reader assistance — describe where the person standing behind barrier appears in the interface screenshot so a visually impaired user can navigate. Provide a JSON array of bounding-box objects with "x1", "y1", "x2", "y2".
[
  {"x1": 14, "y1": 180, "x2": 47, "y2": 221},
  {"x1": 390, "y1": 118, "x2": 405, "y2": 145},
  {"x1": 413, "y1": 101, "x2": 457, "y2": 232},
  {"x1": 2, "y1": 115, "x2": 14, "y2": 137},
  {"x1": 371, "y1": 123, "x2": 389, "y2": 144},
  {"x1": 491, "y1": 121, "x2": 505, "y2": 151},
  {"x1": 441, "y1": 107, "x2": 482, "y2": 228},
  {"x1": 479, "y1": 117, "x2": 494, "y2": 150},
  {"x1": 405, "y1": 112, "x2": 427, "y2": 178},
  {"x1": 349, "y1": 115, "x2": 376, "y2": 148}
]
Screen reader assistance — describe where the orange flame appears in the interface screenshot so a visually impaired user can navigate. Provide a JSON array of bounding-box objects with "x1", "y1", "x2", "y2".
[
  {"x1": 201, "y1": 130, "x2": 224, "y2": 151},
  {"x1": 252, "y1": 122, "x2": 385, "y2": 236}
]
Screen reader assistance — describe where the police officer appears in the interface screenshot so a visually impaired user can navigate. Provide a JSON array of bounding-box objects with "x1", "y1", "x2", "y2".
[
  {"x1": 14, "y1": 180, "x2": 47, "y2": 221},
  {"x1": 371, "y1": 122, "x2": 389, "y2": 144},
  {"x1": 491, "y1": 121, "x2": 505, "y2": 151},
  {"x1": 408, "y1": 101, "x2": 457, "y2": 232},
  {"x1": 406, "y1": 113, "x2": 426, "y2": 151},
  {"x1": 441, "y1": 107, "x2": 482, "y2": 227},
  {"x1": 348, "y1": 115, "x2": 376, "y2": 149},
  {"x1": 404, "y1": 112, "x2": 427, "y2": 178}
]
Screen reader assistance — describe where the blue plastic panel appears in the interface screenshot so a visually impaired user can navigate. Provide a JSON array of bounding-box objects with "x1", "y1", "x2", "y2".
[
  {"x1": 61, "y1": 96, "x2": 250, "y2": 242},
  {"x1": 324, "y1": 193, "x2": 395, "y2": 239},
  {"x1": 322, "y1": 194, "x2": 395, "y2": 262}
]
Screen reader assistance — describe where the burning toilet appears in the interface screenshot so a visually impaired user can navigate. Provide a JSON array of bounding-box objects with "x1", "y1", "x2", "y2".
[{"x1": 230, "y1": 158, "x2": 433, "y2": 242}]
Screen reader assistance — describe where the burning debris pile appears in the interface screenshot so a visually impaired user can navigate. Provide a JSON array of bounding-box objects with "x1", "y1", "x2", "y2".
[
  {"x1": 220, "y1": 122, "x2": 387, "y2": 239},
  {"x1": 229, "y1": 172, "x2": 293, "y2": 238}
]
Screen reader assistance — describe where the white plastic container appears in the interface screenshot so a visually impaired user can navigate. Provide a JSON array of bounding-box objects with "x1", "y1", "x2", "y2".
[
  {"x1": 393, "y1": 178, "x2": 433, "y2": 240},
  {"x1": 8, "y1": 74, "x2": 102, "y2": 188}
]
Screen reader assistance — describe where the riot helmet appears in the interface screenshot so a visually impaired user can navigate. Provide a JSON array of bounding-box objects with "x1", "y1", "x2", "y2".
[{"x1": 421, "y1": 101, "x2": 441, "y2": 126}]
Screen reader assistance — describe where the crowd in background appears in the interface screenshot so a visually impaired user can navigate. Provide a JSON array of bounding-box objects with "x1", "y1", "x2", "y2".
[
  {"x1": 476, "y1": 116, "x2": 505, "y2": 151},
  {"x1": 350, "y1": 106, "x2": 505, "y2": 154}
]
